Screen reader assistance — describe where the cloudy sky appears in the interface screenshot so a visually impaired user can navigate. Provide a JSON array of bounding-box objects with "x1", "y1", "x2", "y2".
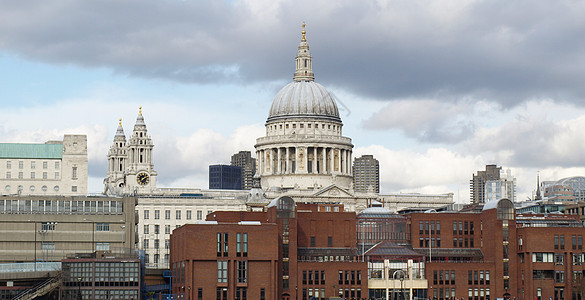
[{"x1": 2, "y1": 0, "x2": 585, "y2": 202}]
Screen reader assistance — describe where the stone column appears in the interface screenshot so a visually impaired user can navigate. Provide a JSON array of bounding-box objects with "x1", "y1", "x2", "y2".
[
  {"x1": 286, "y1": 147, "x2": 290, "y2": 174},
  {"x1": 313, "y1": 147, "x2": 317, "y2": 173},
  {"x1": 277, "y1": 148, "x2": 282, "y2": 174}
]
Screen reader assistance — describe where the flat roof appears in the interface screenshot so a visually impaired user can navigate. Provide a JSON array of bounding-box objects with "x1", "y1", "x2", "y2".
[{"x1": 0, "y1": 143, "x2": 63, "y2": 159}]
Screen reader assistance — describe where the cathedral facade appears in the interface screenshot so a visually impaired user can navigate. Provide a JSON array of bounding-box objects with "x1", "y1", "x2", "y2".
[{"x1": 105, "y1": 107, "x2": 158, "y2": 195}]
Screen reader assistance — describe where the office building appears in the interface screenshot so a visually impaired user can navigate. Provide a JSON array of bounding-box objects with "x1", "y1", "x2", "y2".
[
  {"x1": 170, "y1": 198, "x2": 367, "y2": 300},
  {"x1": 0, "y1": 135, "x2": 88, "y2": 196},
  {"x1": 353, "y1": 155, "x2": 380, "y2": 193},
  {"x1": 209, "y1": 165, "x2": 242, "y2": 190}
]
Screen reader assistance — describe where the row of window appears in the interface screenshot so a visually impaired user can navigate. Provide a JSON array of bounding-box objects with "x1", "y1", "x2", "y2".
[
  {"x1": 5, "y1": 171, "x2": 60, "y2": 179},
  {"x1": 4, "y1": 160, "x2": 60, "y2": 170},
  {"x1": 4, "y1": 184, "x2": 70, "y2": 193},
  {"x1": 531, "y1": 252, "x2": 585, "y2": 265},
  {"x1": 419, "y1": 221, "x2": 441, "y2": 235},
  {"x1": 433, "y1": 270, "x2": 455, "y2": 285},
  {"x1": 143, "y1": 209, "x2": 205, "y2": 220},
  {"x1": 144, "y1": 253, "x2": 169, "y2": 265},
  {"x1": 143, "y1": 239, "x2": 170, "y2": 250},
  {"x1": 454, "y1": 221, "x2": 475, "y2": 235},
  {"x1": 302, "y1": 270, "x2": 325, "y2": 285},
  {"x1": 268, "y1": 122, "x2": 340, "y2": 131},
  {"x1": 554, "y1": 234, "x2": 583, "y2": 250},
  {"x1": 0, "y1": 199, "x2": 123, "y2": 214},
  {"x1": 214, "y1": 287, "x2": 265, "y2": 300},
  {"x1": 467, "y1": 270, "x2": 491, "y2": 286},
  {"x1": 337, "y1": 270, "x2": 362, "y2": 285}
]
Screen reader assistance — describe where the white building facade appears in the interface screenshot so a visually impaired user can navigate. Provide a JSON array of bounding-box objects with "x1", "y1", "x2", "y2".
[{"x1": 0, "y1": 135, "x2": 88, "y2": 196}]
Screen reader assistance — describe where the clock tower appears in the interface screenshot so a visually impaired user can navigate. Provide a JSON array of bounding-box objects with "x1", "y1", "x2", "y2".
[{"x1": 105, "y1": 107, "x2": 157, "y2": 195}]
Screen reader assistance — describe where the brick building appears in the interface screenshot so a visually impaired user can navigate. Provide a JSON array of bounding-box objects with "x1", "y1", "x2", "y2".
[
  {"x1": 409, "y1": 198, "x2": 585, "y2": 300},
  {"x1": 170, "y1": 197, "x2": 367, "y2": 300}
]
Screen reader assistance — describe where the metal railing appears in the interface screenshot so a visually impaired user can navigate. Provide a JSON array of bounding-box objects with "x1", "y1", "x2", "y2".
[{"x1": 0, "y1": 262, "x2": 61, "y2": 273}]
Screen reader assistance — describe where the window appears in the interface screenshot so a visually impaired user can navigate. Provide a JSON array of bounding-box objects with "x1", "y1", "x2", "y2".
[
  {"x1": 31, "y1": 172, "x2": 35, "y2": 179},
  {"x1": 71, "y1": 186, "x2": 77, "y2": 192},
  {"x1": 43, "y1": 161, "x2": 47, "y2": 169},
  {"x1": 5, "y1": 172, "x2": 10, "y2": 179},
  {"x1": 96, "y1": 242, "x2": 110, "y2": 251},
  {"x1": 144, "y1": 210, "x2": 149, "y2": 220},
  {"x1": 310, "y1": 236, "x2": 315, "y2": 247},
  {"x1": 187, "y1": 210, "x2": 192, "y2": 220},
  {"x1": 555, "y1": 253, "x2": 564, "y2": 265},
  {"x1": 561, "y1": 235, "x2": 565, "y2": 250},
  {"x1": 18, "y1": 172, "x2": 23, "y2": 179},
  {"x1": 176, "y1": 210, "x2": 181, "y2": 220},
  {"x1": 41, "y1": 222, "x2": 56, "y2": 231},
  {"x1": 54, "y1": 172, "x2": 59, "y2": 179},
  {"x1": 19, "y1": 161, "x2": 23, "y2": 169},
  {"x1": 55, "y1": 161, "x2": 59, "y2": 169},
  {"x1": 154, "y1": 239, "x2": 159, "y2": 249},
  {"x1": 165, "y1": 210, "x2": 171, "y2": 220},
  {"x1": 6, "y1": 161, "x2": 11, "y2": 169},
  {"x1": 218, "y1": 261, "x2": 228, "y2": 282},
  {"x1": 43, "y1": 172, "x2": 47, "y2": 179},
  {"x1": 144, "y1": 239, "x2": 149, "y2": 249},
  {"x1": 328, "y1": 236, "x2": 333, "y2": 247},
  {"x1": 144, "y1": 225, "x2": 149, "y2": 234},
  {"x1": 260, "y1": 288, "x2": 265, "y2": 300},
  {"x1": 555, "y1": 235, "x2": 559, "y2": 249},
  {"x1": 72, "y1": 166, "x2": 77, "y2": 179},
  {"x1": 154, "y1": 225, "x2": 160, "y2": 234},
  {"x1": 165, "y1": 225, "x2": 171, "y2": 235},
  {"x1": 198, "y1": 288, "x2": 203, "y2": 300},
  {"x1": 197, "y1": 210, "x2": 203, "y2": 220},
  {"x1": 165, "y1": 239, "x2": 170, "y2": 249},
  {"x1": 154, "y1": 210, "x2": 160, "y2": 219},
  {"x1": 555, "y1": 271, "x2": 565, "y2": 283},
  {"x1": 96, "y1": 223, "x2": 110, "y2": 231},
  {"x1": 237, "y1": 261, "x2": 247, "y2": 283},
  {"x1": 41, "y1": 242, "x2": 55, "y2": 250}
]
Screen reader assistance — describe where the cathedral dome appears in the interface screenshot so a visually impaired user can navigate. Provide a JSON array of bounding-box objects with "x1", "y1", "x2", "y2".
[{"x1": 267, "y1": 81, "x2": 340, "y2": 122}]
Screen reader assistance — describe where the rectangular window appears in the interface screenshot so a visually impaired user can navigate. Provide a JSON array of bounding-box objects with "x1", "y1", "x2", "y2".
[
  {"x1": 18, "y1": 172, "x2": 23, "y2": 179},
  {"x1": 309, "y1": 270, "x2": 314, "y2": 285},
  {"x1": 41, "y1": 222, "x2": 56, "y2": 231},
  {"x1": 197, "y1": 210, "x2": 203, "y2": 220},
  {"x1": 453, "y1": 221, "x2": 457, "y2": 235},
  {"x1": 6, "y1": 161, "x2": 11, "y2": 169},
  {"x1": 260, "y1": 288, "x2": 265, "y2": 300},
  {"x1": 43, "y1": 161, "x2": 47, "y2": 169},
  {"x1": 155, "y1": 225, "x2": 160, "y2": 234},
  {"x1": 71, "y1": 186, "x2": 77, "y2": 192},
  {"x1": 144, "y1": 210, "x2": 149, "y2": 220},
  {"x1": 165, "y1": 225, "x2": 171, "y2": 235},
  {"x1": 31, "y1": 172, "x2": 35, "y2": 179},
  {"x1": 198, "y1": 288, "x2": 203, "y2": 300},
  {"x1": 571, "y1": 235, "x2": 575, "y2": 250},
  {"x1": 436, "y1": 221, "x2": 441, "y2": 234},
  {"x1": 96, "y1": 242, "x2": 110, "y2": 251},
  {"x1": 72, "y1": 166, "x2": 77, "y2": 179},
  {"x1": 303, "y1": 270, "x2": 307, "y2": 285},
  {"x1": 176, "y1": 210, "x2": 181, "y2": 220},
  {"x1": 420, "y1": 221, "x2": 424, "y2": 234},
  {"x1": 96, "y1": 223, "x2": 110, "y2": 231},
  {"x1": 55, "y1": 161, "x2": 59, "y2": 169},
  {"x1": 561, "y1": 235, "x2": 565, "y2": 250},
  {"x1": 155, "y1": 210, "x2": 160, "y2": 219},
  {"x1": 165, "y1": 210, "x2": 171, "y2": 220},
  {"x1": 217, "y1": 260, "x2": 227, "y2": 282},
  {"x1": 43, "y1": 172, "x2": 47, "y2": 179},
  {"x1": 19, "y1": 161, "x2": 23, "y2": 169},
  {"x1": 54, "y1": 172, "x2": 59, "y2": 179},
  {"x1": 328, "y1": 236, "x2": 333, "y2": 247},
  {"x1": 237, "y1": 261, "x2": 247, "y2": 283},
  {"x1": 580, "y1": 235, "x2": 583, "y2": 250},
  {"x1": 165, "y1": 239, "x2": 170, "y2": 249},
  {"x1": 187, "y1": 210, "x2": 192, "y2": 220},
  {"x1": 310, "y1": 236, "x2": 315, "y2": 247},
  {"x1": 154, "y1": 239, "x2": 159, "y2": 249},
  {"x1": 5, "y1": 172, "x2": 10, "y2": 179},
  {"x1": 144, "y1": 225, "x2": 149, "y2": 234},
  {"x1": 41, "y1": 242, "x2": 55, "y2": 250},
  {"x1": 144, "y1": 239, "x2": 149, "y2": 249}
]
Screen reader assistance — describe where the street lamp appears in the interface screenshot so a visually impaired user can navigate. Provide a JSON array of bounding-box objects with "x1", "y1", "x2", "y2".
[{"x1": 77, "y1": 277, "x2": 82, "y2": 300}]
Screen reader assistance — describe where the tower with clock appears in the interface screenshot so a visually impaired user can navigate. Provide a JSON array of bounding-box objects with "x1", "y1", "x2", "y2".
[{"x1": 105, "y1": 107, "x2": 157, "y2": 195}]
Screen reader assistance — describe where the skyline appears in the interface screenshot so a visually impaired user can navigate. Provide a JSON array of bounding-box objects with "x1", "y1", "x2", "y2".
[{"x1": 2, "y1": 1, "x2": 585, "y2": 202}]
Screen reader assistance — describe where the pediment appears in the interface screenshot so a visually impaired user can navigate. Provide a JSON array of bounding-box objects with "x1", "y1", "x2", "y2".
[{"x1": 312, "y1": 185, "x2": 354, "y2": 198}]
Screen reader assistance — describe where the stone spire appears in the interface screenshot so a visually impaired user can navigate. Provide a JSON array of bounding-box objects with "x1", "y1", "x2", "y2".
[
  {"x1": 293, "y1": 22, "x2": 315, "y2": 82},
  {"x1": 535, "y1": 171, "x2": 542, "y2": 200},
  {"x1": 115, "y1": 118, "x2": 125, "y2": 138}
]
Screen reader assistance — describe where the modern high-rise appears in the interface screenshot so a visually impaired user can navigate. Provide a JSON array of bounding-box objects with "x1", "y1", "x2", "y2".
[
  {"x1": 230, "y1": 151, "x2": 256, "y2": 190},
  {"x1": 484, "y1": 168, "x2": 517, "y2": 202},
  {"x1": 209, "y1": 164, "x2": 242, "y2": 190},
  {"x1": 353, "y1": 155, "x2": 379, "y2": 193},
  {"x1": 470, "y1": 165, "x2": 501, "y2": 204}
]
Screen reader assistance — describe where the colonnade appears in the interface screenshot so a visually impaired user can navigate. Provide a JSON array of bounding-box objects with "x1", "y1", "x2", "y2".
[{"x1": 257, "y1": 146, "x2": 352, "y2": 176}]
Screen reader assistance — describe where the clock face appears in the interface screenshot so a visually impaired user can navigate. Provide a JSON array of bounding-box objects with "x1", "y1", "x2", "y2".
[{"x1": 137, "y1": 173, "x2": 150, "y2": 186}]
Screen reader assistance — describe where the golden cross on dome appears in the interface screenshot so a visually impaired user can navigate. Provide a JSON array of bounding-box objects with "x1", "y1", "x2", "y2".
[
  {"x1": 119, "y1": 118, "x2": 122, "y2": 126},
  {"x1": 301, "y1": 22, "x2": 306, "y2": 42},
  {"x1": 139, "y1": 106, "x2": 142, "y2": 115}
]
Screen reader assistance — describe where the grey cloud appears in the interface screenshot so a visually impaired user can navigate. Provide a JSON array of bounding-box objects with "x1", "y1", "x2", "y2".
[{"x1": 2, "y1": 0, "x2": 585, "y2": 106}]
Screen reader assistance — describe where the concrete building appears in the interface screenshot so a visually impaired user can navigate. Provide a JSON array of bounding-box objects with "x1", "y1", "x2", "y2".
[
  {"x1": 209, "y1": 164, "x2": 242, "y2": 190},
  {"x1": 170, "y1": 198, "x2": 367, "y2": 300},
  {"x1": 353, "y1": 155, "x2": 380, "y2": 193},
  {"x1": 231, "y1": 151, "x2": 256, "y2": 190},
  {"x1": 0, "y1": 195, "x2": 136, "y2": 264},
  {"x1": 470, "y1": 165, "x2": 502, "y2": 204},
  {"x1": 60, "y1": 251, "x2": 142, "y2": 300},
  {"x1": 0, "y1": 134, "x2": 88, "y2": 196}
]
